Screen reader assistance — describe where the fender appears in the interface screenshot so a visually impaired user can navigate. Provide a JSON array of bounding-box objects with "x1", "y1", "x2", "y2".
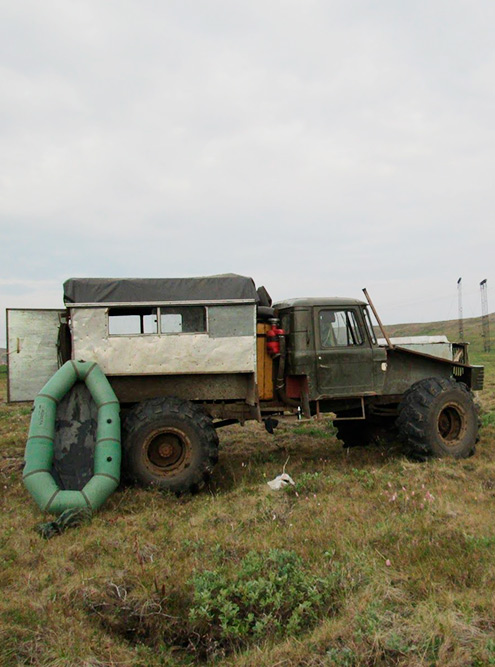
[{"x1": 23, "y1": 360, "x2": 121, "y2": 514}]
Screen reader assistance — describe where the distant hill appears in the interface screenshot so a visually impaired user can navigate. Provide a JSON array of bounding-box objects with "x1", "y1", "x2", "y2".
[{"x1": 0, "y1": 348, "x2": 5, "y2": 365}]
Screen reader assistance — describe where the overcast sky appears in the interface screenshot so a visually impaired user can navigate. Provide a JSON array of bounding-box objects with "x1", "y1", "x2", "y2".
[{"x1": 1, "y1": 1, "x2": 495, "y2": 347}]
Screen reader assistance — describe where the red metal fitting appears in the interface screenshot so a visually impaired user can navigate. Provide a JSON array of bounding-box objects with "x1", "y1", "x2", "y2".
[{"x1": 266, "y1": 322, "x2": 285, "y2": 356}]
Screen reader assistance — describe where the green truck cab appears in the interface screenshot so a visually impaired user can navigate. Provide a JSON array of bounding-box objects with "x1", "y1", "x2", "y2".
[{"x1": 273, "y1": 297, "x2": 483, "y2": 460}]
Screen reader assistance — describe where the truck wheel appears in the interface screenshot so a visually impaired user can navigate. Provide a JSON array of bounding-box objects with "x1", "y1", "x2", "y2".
[
  {"x1": 123, "y1": 397, "x2": 219, "y2": 493},
  {"x1": 396, "y1": 377, "x2": 479, "y2": 459}
]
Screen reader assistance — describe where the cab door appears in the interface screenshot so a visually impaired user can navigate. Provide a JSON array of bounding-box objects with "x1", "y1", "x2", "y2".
[{"x1": 314, "y1": 307, "x2": 374, "y2": 396}]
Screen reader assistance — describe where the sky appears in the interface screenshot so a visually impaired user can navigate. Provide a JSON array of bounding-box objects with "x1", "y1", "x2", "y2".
[{"x1": 1, "y1": 0, "x2": 495, "y2": 347}]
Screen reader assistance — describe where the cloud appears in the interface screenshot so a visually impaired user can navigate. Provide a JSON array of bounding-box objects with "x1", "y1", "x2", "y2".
[{"x1": 1, "y1": 0, "x2": 495, "y2": 347}]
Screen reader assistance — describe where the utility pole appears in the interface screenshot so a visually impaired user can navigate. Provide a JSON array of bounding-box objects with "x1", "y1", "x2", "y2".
[
  {"x1": 457, "y1": 277, "x2": 464, "y2": 341},
  {"x1": 480, "y1": 279, "x2": 490, "y2": 352}
]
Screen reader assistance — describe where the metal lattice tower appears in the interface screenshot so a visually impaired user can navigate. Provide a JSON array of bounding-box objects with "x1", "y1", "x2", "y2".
[
  {"x1": 480, "y1": 279, "x2": 490, "y2": 352},
  {"x1": 457, "y1": 277, "x2": 464, "y2": 341}
]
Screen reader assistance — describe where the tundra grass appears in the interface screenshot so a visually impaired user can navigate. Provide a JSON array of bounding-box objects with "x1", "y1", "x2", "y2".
[{"x1": 1, "y1": 341, "x2": 495, "y2": 666}]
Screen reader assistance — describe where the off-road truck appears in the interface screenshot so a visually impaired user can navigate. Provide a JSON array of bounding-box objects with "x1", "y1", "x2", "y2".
[{"x1": 6, "y1": 274, "x2": 484, "y2": 493}]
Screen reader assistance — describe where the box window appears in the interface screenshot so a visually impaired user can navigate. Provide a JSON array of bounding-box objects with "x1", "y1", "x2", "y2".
[
  {"x1": 108, "y1": 306, "x2": 207, "y2": 336},
  {"x1": 160, "y1": 307, "x2": 206, "y2": 334},
  {"x1": 108, "y1": 307, "x2": 158, "y2": 335}
]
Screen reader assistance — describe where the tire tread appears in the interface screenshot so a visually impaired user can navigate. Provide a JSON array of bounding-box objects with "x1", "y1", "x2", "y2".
[
  {"x1": 397, "y1": 377, "x2": 478, "y2": 459},
  {"x1": 123, "y1": 397, "x2": 219, "y2": 493}
]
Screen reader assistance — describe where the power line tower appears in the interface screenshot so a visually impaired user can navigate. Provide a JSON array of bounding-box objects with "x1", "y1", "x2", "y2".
[
  {"x1": 457, "y1": 277, "x2": 464, "y2": 341},
  {"x1": 480, "y1": 279, "x2": 490, "y2": 352}
]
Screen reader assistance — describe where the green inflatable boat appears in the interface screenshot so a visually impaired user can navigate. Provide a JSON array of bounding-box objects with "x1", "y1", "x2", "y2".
[{"x1": 23, "y1": 360, "x2": 121, "y2": 514}]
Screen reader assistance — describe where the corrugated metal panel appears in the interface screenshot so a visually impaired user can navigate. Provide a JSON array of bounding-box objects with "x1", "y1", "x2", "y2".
[{"x1": 7, "y1": 309, "x2": 64, "y2": 402}]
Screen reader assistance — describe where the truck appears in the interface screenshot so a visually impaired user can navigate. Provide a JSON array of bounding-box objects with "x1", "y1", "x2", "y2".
[{"x1": 6, "y1": 274, "x2": 484, "y2": 494}]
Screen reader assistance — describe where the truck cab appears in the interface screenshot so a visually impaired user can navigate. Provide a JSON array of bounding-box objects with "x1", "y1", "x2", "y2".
[
  {"x1": 271, "y1": 298, "x2": 483, "y2": 428},
  {"x1": 275, "y1": 298, "x2": 387, "y2": 400}
]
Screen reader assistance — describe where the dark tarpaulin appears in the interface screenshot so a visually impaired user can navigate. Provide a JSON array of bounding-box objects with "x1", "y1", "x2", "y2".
[{"x1": 63, "y1": 274, "x2": 259, "y2": 305}]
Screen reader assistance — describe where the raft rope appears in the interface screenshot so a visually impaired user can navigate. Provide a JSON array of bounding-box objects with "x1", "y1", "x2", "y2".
[{"x1": 36, "y1": 507, "x2": 93, "y2": 539}]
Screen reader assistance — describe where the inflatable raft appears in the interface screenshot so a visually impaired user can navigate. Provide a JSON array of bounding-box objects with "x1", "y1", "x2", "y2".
[{"x1": 23, "y1": 360, "x2": 120, "y2": 514}]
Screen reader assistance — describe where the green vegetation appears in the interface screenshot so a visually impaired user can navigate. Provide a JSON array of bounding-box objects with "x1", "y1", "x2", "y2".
[
  {"x1": 1, "y1": 326, "x2": 495, "y2": 665},
  {"x1": 188, "y1": 549, "x2": 350, "y2": 653}
]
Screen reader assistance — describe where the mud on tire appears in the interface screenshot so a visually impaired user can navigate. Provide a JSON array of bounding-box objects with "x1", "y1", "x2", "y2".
[
  {"x1": 123, "y1": 397, "x2": 219, "y2": 493},
  {"x1": 396, "y1": 377, "x2": 479, "y2": 460}
]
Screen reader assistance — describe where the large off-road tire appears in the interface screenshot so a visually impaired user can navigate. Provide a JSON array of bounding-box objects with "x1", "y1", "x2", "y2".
[
  {"x1": 123, "y1": 397, "x2": 219, "y2": 493},
  {"x1": 396, "y1": 377, "x2": 479, "y2": 459}
]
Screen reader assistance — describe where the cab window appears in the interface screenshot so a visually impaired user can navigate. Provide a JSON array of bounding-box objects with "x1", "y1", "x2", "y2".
[{"x1": 319, "y1": 310, "x2": 363, "y2": 347}]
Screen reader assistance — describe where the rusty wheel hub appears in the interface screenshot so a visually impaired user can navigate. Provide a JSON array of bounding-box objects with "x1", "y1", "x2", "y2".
[
  {"x1": 437, "y1": 402, "x2": 467, "y2": 446},
  {"x1": 144, "y1": 428, "x2": 191, "y2": 474}
]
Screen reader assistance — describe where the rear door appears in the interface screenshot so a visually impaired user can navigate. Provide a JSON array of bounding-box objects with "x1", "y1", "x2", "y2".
[
  {"x1": 7, "y1": 309, "x2": 65, "y2": 402},
  {"x1": 314, "y1": 307, "x2": 374, "y2": 396}
]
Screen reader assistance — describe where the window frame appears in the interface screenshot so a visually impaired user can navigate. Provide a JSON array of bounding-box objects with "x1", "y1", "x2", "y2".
[
  {"x1": 107, "y1": 305, "x2": 208, "y2": 337},
  {"x1": 363, "y1": 307, "x2": 378, "y2": 345},
  {"x1": 107, "y1": 306, "x2": 159, "y2": 336},
  {"x1": 318, "y1": 308, "x2": 365, "y2": 349},
  {"x1": 159, "y1": 306, "x2": 208, "y2": 335}
]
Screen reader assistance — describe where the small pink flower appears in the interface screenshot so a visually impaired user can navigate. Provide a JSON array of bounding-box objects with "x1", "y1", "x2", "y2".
[{"x1": 385, "y1": 559, "x2": 391, "y2": 567}]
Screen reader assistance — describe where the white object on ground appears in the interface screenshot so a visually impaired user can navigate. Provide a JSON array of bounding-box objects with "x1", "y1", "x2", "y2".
[{"x1": 267, "y1": 473, "x2": 295, "y2": 490}]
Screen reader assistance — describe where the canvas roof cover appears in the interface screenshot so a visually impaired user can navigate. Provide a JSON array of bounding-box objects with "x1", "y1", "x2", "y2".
[{"x1": 63, "y1": 274, "x2": 259, "y2": 305}]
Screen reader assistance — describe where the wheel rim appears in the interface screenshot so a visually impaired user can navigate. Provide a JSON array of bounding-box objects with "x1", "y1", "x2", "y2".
[
  {"x1": 142, "y1": 427, "x2": 191, "y2": 476},
  {"x1": 436, "y1": 401, "x2": 467, "y2": 446}
]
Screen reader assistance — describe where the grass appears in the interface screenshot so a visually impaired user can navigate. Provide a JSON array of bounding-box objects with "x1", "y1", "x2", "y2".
[{"x1": 2, "y1": 319, "x2": 495, "y2": 665}]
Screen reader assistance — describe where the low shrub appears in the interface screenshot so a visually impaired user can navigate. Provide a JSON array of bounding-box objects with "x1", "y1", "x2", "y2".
[
  {"x1": 81, "y1": 549, "x2": 350, "y2": 661},
  {"x1": 188, "y1": 548, "x2": 345, "y2": 652}
]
